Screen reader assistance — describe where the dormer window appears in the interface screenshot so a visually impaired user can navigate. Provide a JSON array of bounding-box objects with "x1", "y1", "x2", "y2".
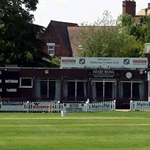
[{"x1": 47, "y1": 43, "x2": 55, "y2": 56}]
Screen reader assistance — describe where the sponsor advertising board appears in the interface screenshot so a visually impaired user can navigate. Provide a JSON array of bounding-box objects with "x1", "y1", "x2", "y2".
[
  {"x1": 85, "y1": 102, "x2": 114, "y2": 112},
  {"x1": 148, "y1": 71, "x2": 150, "y2": 81},
  {"x1": 31, "y1": 102, "x2": 50, "y2": 111},
  {"x1": 1, "y1": 101, "x2": 24, "y2": 111},
  {"x1": 31, "y1": 102, "x2": 62, "y2": 112},
  {"x1": 63, "y1": 103, "x2": 83, "y2": 112},
  {"x1": 0, "y1": 101, "x2": 115, "y2": 112},
  {"x1": 131, "y1": 101, "x2": 150, "y2": 110},
  {"x1": 61, "y1": 57, "x2": 148, "y2": 69}
]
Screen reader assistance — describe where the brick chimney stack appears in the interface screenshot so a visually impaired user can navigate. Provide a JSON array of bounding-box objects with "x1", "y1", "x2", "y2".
[
  {"x1": 148, "y1": 3, "x2": 150, "y2": 9},
  {"x1": 122, "y1": 0, "x2": 136, "y2": 17}
]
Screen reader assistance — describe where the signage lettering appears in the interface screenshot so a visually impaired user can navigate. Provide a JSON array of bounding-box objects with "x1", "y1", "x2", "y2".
[
  {"x1": 133, "y1": 60, "x2": 147, "y2": 64},
  {"x1": 6, "y1": 88, "x2": 17, "y2": 92},
  {"x1": 5, "y1": 79, "x2": 18, "y2": 83},
  {"x1": 33, "y1": 105, "x2": 49, "y2": 109},
  {"x1": 92, "y1": 69, "x2": 115, "y2": 78},
  {"x1": 62, "y1": 59, "x2": 76, "y2": 63},
  {"x1": 2, "y1": 101, "x2": 23, "y2": 105},
  {"x1": 137, "y1": 102, "x2": 150, "y2": 107},
  {"x1": 33, "y1": 102, "x2": 50, "y2": 109},
  {"x1": 91, "y1": 104, "x2": 110, "y2": 109}
]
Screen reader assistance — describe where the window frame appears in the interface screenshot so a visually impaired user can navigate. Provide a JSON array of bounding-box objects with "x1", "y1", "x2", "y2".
[
  {"x1": 92, "y1": 79, "x2": 116, "y2": 99},
  {"x1": 19, "y1": 77, "x2": 33, "y2": 88},
  {"x1": 64, "y1": 80, "x2": 88, "y2": 99},
  {"x1": 47, "y1": 43, "x2": 55, "y2": 55},
  {"x1": 119, "y1": 81, "x2": 144, "y2": 100},
  {"x1": 39, "y1": 79, "x2": 57, "y2": 98}
]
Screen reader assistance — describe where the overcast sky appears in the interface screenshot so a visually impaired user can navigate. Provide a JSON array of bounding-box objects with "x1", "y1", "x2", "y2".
[{"x1": 32, "y1": 0, "x2": 150, "y2": 27}]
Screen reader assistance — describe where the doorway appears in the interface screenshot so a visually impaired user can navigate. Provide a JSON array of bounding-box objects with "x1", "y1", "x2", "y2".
[{"x1": 118, "y1": 81, "x2": 144, "y2": 109}]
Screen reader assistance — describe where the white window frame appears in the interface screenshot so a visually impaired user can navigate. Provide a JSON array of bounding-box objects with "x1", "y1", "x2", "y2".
[
  {"x1": 47, "y1": 43, "x2": 55, "y2": 56},
  {"x1": 19, "y1": 77, "x2": 33, "y2": 88}
]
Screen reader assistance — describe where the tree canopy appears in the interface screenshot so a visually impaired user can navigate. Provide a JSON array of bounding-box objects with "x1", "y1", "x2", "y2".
[
  {"x1": 0, "y1": 0, "x2": 52, "y2": 67},
  {"x1": 76, "y1": 11, "x2": 144, "y2": 58},
  {"x1": 120, "y1": 13, "x2": 150, "y2": 44}
]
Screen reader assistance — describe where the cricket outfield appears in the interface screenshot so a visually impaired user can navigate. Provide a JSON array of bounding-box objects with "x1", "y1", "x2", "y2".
[{"x1": 0, "y1": 111, "x2": 150, "y2": 150}]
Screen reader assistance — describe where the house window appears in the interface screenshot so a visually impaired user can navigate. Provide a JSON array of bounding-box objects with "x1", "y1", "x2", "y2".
[
  {"x1": 78, "y1": 44, "x2": 83, "y2": 50},
  {"x1": 47, "y1": 43, "x2": 55, "y2": 55},
  {"x1": 19, "y1": 77, "x2": 33, "y2": 88}
]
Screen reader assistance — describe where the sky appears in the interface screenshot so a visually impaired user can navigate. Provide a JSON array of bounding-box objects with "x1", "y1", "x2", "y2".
[{"x1": 32, "y1": 0, "x2": 150, "y2": 27}]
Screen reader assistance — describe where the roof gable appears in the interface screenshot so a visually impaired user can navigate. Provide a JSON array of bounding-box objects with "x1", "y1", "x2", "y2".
[{"x1": 50, "y1": 20, "x2": 78, "y2": 56}]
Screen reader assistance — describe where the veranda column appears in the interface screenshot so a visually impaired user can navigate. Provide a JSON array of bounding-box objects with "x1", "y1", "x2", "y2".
[
  {"x1": 88, "y1": 77, "x2": 93, "y2": 102},
  {"x1": 60, "y1": 77, "x2": 64, "y2": 103}
]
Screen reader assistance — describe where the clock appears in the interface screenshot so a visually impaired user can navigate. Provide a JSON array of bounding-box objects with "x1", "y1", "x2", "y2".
[{"x1": 126, "y1": 72, "x2": 132, "y2": 79}]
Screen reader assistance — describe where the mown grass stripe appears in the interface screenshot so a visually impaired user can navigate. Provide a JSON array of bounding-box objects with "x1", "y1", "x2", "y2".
[
  {"x1": 0, "y1": 117, "x2": 149, "y2": 119},
  {"x1": 0, "y1": 124, "x2": 150, "y2": 126}
]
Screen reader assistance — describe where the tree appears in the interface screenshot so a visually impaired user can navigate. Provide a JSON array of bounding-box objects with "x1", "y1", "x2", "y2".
[
  {"x1": 75, "y1": 11, "x2": 144, "y2": 57},
  {"x1": 50, "y1": 57, "x2": 61, "y2": 68},
  {"x1": 120, "y1": 13, "x2": 150, "y2": 44},
  {"x1": 0, "y1": 0, "x2": 52, "y2": 67}
]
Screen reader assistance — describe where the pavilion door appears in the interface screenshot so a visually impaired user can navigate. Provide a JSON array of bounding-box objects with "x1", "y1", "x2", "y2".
[{"x1": 118, "y1": 81, "x2": 144, "y2": 109}]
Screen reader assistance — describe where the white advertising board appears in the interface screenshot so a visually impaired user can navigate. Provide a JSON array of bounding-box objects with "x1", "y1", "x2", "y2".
[
  {"x1": 148, "y1": 71, "x2": 150, "y2": 81},
  {"x1": 1, "y1": 101, "x2": 25, "y2": 111},
  {"x1": 61, "y1": 57, "x2": 148, "y2": 69},
  {"x1": 31, "y1": 102, "x2": 51, "y2": 111}
]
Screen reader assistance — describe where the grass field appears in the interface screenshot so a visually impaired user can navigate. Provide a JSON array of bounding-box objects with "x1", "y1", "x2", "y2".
[{"x1": 0, "y1": 111, "x2": 150, "y2": 150}]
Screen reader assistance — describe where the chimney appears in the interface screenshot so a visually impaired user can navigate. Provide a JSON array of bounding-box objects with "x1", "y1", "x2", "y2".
[
  {"x1": 122, "y1": 0, "x2": 136, "y2": 17},
  {"x1": 148, "y1": 3, "x2": 150, "y2": 9},
  {"x1": 145, "y1": 8, "x2": 148, "y2": 16}
]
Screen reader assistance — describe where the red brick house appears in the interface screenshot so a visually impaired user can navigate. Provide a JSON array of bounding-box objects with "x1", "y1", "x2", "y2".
[
  {"x1": 39, "y1": 1, "x2": 150, "y2": 58},
  {"x1": 38, "y1": 20, "x2": 78, "y2": 57},
  {"x1": 123, "y1": 0, "x2": 150, "y2": 23}
]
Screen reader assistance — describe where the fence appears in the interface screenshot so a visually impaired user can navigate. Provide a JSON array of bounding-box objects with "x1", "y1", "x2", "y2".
[
  {"x1": 130, "y1": 100, "x2": 150, "y2": 111},
  {"x1": 0, "y1": 100, "x2": 116, "y2": 112}
]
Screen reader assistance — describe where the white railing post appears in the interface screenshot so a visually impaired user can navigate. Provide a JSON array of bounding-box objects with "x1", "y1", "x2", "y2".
[
  {"x1": 0, "y1": 101, "x2": 1, "y2": 112},
  {"x1": 113, "y1": 100, "x2": 116, "y2": 110},
  {"x1": 27, "y1": 101, "x2": 29, "y2": 113},
  {"x1": 48, "y1": 102, "x2": 50, "y2": 113},
  {"x1": 130, "y1": 100, "x2": 133, "y2": 111}
]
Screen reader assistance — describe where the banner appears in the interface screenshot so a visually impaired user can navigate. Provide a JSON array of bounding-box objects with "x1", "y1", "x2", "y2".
[{"x1": 61, "y1": 57, "x2": 148, "y2": 69}]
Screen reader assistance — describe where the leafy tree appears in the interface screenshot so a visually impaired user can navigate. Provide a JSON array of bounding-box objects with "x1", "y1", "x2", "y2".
[
  {"x1": 120, "y1": 13, "x2": 150, "y2": 44},
  {"x1": 50, "y1": 57, "x2": 61, "y2": 68},
  {"x1": 0, "y1": 0, "x2": 51, "y2": 67},
  {"x1": 76, "y1": 11, "x2": 144, "y2": 57}
]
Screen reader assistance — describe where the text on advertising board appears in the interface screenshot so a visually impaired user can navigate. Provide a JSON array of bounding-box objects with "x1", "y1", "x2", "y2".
[
  {"x1": 61, "y1": 57, "x2": 148, "y2": 69},
  {"x1": 92, "y1": 69, "x2": 115, "y2": 78}
]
